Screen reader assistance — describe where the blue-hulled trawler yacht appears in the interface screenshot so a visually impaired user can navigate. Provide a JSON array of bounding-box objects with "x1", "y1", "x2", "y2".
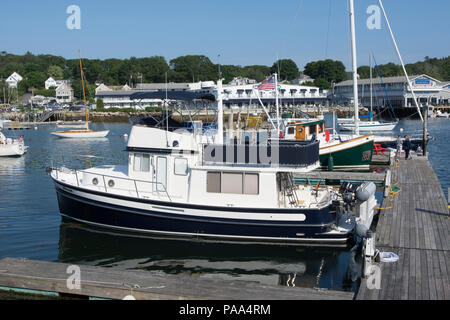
[{"x1": 49, "y1": 87, "x2": 376, "y2": 245}]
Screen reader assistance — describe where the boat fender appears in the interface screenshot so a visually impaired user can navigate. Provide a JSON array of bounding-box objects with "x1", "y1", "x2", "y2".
[
  {"x1": 355, "y1": 182, "x2": 376, "y2": 202},
  {"x1": 379, "y1": 252, "x2": 399, "y2": 263},
  {"x1": 355, "y1": 221, "x2": 370, "y2": 238},
  {"x1": 122, "y1": 295, "x2": 136, "y2": 300}
]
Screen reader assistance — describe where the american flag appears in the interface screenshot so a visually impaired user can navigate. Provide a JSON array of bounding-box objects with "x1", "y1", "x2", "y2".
[{"x1": 258, "y1": 75, "x2": 276, "y2": 91}]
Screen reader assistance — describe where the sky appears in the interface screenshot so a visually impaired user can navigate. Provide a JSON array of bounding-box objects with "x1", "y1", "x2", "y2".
[{"x1": 0, "y1": 0, "x2": 449, "y2": 70}]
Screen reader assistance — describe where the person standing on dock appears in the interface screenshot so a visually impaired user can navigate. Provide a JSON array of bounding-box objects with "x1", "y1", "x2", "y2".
[{"x1": 402, "y1": 135, "x2": 412, "y2": 160}]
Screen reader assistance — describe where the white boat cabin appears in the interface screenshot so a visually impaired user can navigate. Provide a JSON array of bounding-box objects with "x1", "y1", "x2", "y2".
[
  {"x1": 282, "y1": 119, "x2": 331, "y2": 144},
  {"x1": 70, "y1": 125, "x2": 328, "y2": 210}
]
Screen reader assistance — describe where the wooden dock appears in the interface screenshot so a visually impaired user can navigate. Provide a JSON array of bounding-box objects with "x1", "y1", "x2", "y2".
[
  {"x1": 357, "y1": 156, "x2": 450, "y2": 300},
  {"x1": 0, "y1": 258, "x2": 353, "y2": 300}
]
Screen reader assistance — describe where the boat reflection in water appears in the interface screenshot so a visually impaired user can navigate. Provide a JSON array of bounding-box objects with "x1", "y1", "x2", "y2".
[{"x1": 57, "y1": 219, "x2": 363, "y2": 292}]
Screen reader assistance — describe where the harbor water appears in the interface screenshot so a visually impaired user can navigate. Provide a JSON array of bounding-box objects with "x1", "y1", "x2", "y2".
[{"x1": 0, "y1": 118, "x2": 448, "y2": 293}]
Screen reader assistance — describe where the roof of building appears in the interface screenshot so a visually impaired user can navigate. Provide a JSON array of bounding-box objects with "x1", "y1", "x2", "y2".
[
  {"x1": 135, "y1": 83, "x2": 192, "y2": 90},
  {"x1": 335, "y1": 74, "x2": 443, "y2": 87}
]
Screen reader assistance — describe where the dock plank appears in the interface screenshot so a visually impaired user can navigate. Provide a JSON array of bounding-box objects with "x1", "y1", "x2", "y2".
[{"x1": 0, "y1": 258, "x2": 354, "y2": 300}]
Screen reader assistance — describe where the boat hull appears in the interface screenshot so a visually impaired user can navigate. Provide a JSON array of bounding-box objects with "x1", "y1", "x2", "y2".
[
  {"x1": 319, "y1": 135, "x2": 374, "y2": 169},
  {"x1": 51, "y1": 130, "x2": 109, "y2": 138},
  {"x1": 338, "y1": 122, "x2": 397, "y2": 132},
  {"x1": 0, "y1": 143, "x2": 26, "y2": 157},
  {"x1": 52, "y1": 179, "x2": 353, "y2": 244}
]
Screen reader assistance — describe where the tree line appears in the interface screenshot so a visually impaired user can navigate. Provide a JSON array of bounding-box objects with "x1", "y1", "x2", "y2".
[{"x1": 0, "y1": 51, "x2": 448, "y2": 102}]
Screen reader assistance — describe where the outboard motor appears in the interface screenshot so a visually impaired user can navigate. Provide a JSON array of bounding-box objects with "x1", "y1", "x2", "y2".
[
  {"x1": 339, "y1": 181, "x2": 378, "y2": 238},
  {"x1": 339, "y1": 182, "x2": 359, "y2": 212}
]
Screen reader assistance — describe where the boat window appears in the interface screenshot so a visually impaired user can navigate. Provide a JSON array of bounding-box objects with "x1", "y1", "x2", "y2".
[
  {"x1": 174, "y1": 157, "x2": 188, "y2": 176},
  {"x1": 207, "y1": 172, "x2": 259, "y2": 195},
  {"x1": 134, "y1": 153, "x2": 142, "y2": 171},
  {"x1": 318, "y1": 123, "x2": 324, "y2": 133},
  {"x1": 142, "y1": 154, "x2": 150, "y2": 172},
  {"x1": 207, "y1": 172, "x2": 221, "y2": 193},
  {"x1": 287, "y1": 127, "x2": 295, "y2": 135},
  {"x1": 222, "y1": 173, "x2": 243, "y2": 194},
  {"x1": 156, "y1": 157, "x2": 167, "y2": 191},
  {"x1": 134, "y1": 153, "x2": 150, "y2": 172},
  {"x1": 244, "y1": 173, "x2": 259, "y2": 195}
]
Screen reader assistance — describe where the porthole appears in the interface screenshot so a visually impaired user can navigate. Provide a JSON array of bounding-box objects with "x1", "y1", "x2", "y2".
[
  {"x1": 108, "y1": 179, "x2": 115, "y2": 188},
  {"x1": 92, "y1": 178, "x2": 98, "y2": 185}
]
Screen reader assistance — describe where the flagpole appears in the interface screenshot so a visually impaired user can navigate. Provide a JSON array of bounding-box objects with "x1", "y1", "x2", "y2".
[{"x1": 274, "y1": 73, "x2": 280, "y2": 135}]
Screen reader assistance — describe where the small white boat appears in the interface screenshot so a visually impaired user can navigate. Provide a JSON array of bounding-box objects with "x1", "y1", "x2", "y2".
[
  {"x1": 51, "y1": 129, "x2": 109, "y2": 138},
  {"x1": 0, "y1": 132, "x2": 27, "y2": 157},
  {"x1": 338, "y1": 120, "x2": 397, "y2": 132}
]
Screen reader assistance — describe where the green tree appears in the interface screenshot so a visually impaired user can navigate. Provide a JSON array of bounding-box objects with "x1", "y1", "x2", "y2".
[
  {"x1": 96, "y1": 98, "x2": 104, "y2": 110},
  {"x1": 270, "y1": 59, "x2": 299, "y2": 81},
  {"x1": 304, "y1": 59, "x2": 346, "y2": 84},
  {"x1": 169, "y1": 55, "x2": 216, "y2": 82},
  {"x1": 313, "y1": 78, "x2": 331, "y2": 90},
  {"x1": 34, "y1": 89, "x2": 56, "y2": 97},
  {"x1": 47, "y1": 65, "x2": 64, "y2": 79}
]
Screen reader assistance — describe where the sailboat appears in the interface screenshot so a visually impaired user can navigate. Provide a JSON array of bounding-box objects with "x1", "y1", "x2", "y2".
[
  {"x1": 338, "y1": 51, "x2": 398, "y2": 132},
  {"x1": 51, "y1": 51, "x2": 109, "y2": 138}
]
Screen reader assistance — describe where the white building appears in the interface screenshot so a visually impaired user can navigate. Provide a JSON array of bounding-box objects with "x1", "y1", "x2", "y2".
[
  {"x1": 45, "y1": 77, "x2": 71, "y2": 90},
  {"x1": 95, "y1": 82, "x2": 216, "y2": 109},
  {"x1": 292, "y1": 74, "x2": 314, "y2": 85},
  {"x1": 228, "y1": 77, "x2": 257, "y2": 86},
  {"x1": 95, "y1": 80, "x2": 328, "y2": 110},
  {"x1": 333, "y1": 74, "x2": 450, "y2": 108},
  {"x1": 6, "y1": 72, "x2": 23, "y2": 88},
  {"x1": 55, "y1": 83, "x2": 74, "y2": 103},
  {"x1": 221, "y1": 83, "x2": 328, "y2": 110}
]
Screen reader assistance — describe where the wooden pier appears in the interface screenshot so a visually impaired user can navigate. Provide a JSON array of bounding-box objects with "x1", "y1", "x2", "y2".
[
  {"x1": 357, "y1": 156, "x2": 450, "y2": 300},
  {"x1": 0, "y1": 258, "x2": 353, "y2": 300}
]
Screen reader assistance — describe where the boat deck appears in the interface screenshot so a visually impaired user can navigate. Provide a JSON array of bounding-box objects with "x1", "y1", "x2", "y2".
[{"x1": 356, "y1": 156, "x2": 450, "y2": 300}]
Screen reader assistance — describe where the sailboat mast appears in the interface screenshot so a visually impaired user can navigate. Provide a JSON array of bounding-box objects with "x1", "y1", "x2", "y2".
[
  {"x1": 78, "y1": 51, "x2": 88, "y2": 126},
  {"x1": 348, "y1": 0, "x2": 359, "y2": 135},
  {"x1": 370, "y1": 50, "x2": 373, "y2": 122},
  {"x1": 378, "y1": 0, "x2": 423, "y2": 122},
  {"x1": 274, "y1": 73, "x2": 280, "y2": 134}
]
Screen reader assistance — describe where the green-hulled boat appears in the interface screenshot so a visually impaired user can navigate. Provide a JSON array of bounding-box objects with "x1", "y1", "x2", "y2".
[{"x1": 282, "y1": 119, "x2": 374, "y2": 170}]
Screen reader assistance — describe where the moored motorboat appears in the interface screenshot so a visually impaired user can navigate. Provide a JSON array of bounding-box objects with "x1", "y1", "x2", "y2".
[
  {"x1": 282, "y1": 118, "x2": 374, "y2": 170},
  {"x1": 0, "y1": 132, "x2": 27, "y2": 157},
  {"x1": 48, "y1": 90, "x2": 376, "y2": 245}
]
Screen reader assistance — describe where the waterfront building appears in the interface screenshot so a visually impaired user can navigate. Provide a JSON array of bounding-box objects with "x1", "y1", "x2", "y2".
[
  {"x1": 45, "y1": 77, "x2": 71, "y2": 90},
  {"x1": 292, "y1": 74, "x2": 315, "y2": 85},
  {"x1": 95, "y1": 80, "x2": 328, "y2": 110},
  {"x1": 5, "y1": 72, "x2": 22, "y2": 88},
  {"x1": 221, "y1": 82, "x2": 328, "y2": 110},
  {"x1": 333, "y1": 74, "x2": 450, "y2": 108},
  {"x1": 55, "y1": 82, "x2": 74, "y2": 103}
]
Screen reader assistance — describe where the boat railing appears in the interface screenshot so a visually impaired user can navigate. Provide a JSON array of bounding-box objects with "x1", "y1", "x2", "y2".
[
  {"x1": 53, "y1": 167, "x2": 172, "y2": 202},
  {"x1": 201, "y1": 140, "x2": 320, "y2": 168}
]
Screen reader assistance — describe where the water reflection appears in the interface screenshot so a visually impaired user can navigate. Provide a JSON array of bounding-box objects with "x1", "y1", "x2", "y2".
[{"x1": 57, "y1": 220, "x2": 362, "y2": 291}]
